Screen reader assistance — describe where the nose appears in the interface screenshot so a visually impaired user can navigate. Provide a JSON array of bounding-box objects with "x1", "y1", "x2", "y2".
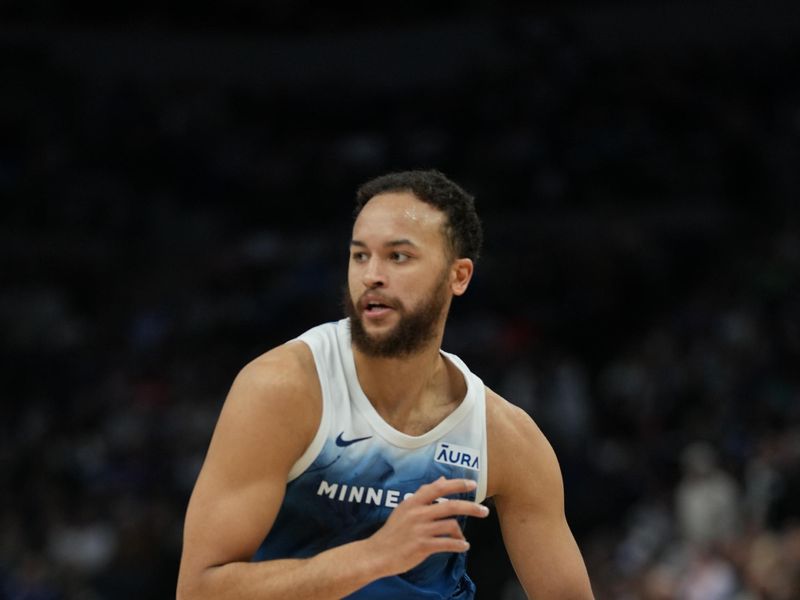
[{"x1": 362, "y1": 257, "x2": 386, "y2": 288}]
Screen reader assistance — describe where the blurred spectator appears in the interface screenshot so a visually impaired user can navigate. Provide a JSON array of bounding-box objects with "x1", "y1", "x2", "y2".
[{"x1": 675, "y1": 442, "x2": 740, "y2": 547}]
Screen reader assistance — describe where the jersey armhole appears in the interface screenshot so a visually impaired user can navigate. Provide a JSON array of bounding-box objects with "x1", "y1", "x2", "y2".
[
  {"x1": 476, "y1": 386, "x2": 489, "y2": 504},
  {"x1": 286, "y1": 339, "x2": 330, "y2": 482}
]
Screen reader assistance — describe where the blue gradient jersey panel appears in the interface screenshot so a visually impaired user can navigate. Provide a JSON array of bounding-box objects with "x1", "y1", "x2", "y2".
[{"x1": 253, "y1": 319, "x2": 488, "y2": 600}]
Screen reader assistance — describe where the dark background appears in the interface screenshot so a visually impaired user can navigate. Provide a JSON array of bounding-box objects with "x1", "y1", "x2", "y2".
[{"x1": 2, "y1": 1, "x2": 799, "y2": 598}]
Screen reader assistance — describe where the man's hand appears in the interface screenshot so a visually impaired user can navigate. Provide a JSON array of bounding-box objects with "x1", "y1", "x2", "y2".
[{"x1": 366, "y1": 477, "x2": 489, "y2": 577}]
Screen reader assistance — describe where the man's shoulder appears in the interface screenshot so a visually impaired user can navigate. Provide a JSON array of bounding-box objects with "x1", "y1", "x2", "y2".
[
  {"x1": 484, "y1": 388, "x2": 560, "y2": 499},
  {"x1": 233, "y1": 340, "x2": 321, "y2": 414},
  {"x1": 485, "y1": 388, "x2": 538, "y2": 440},
  {"x1": 246, "y1": 339, "x2": 317, "y2": 379}
]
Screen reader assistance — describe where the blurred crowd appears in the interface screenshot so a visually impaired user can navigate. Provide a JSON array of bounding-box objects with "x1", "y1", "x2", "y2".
[{"x1": 2, "y1": 8, "x2": 799, "y2": 599}]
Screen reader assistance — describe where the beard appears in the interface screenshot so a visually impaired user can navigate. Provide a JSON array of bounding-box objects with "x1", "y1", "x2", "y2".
[{"x1": 343, "y1": 271, "x2": 451, "y2": 359}]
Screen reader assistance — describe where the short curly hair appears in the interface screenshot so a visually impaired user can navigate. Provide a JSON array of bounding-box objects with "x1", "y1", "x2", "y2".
[{"x1": 354, "y1": 170, "x2": 483, "y2": 262}]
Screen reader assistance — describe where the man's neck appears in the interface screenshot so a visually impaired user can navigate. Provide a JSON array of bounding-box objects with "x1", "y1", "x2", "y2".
[{"x1": 351, "y1": 339, "x2": 458, "y2": 435}]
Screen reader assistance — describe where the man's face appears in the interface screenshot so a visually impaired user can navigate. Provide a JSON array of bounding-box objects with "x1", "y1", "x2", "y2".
[{"x1": 345, "y1": 192, "x2": 454, "y2": 358}]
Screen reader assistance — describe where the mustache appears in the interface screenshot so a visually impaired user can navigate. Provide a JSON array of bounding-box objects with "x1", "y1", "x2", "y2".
[
  {"x1": 342, "y1": 285, "x2": 403, "y2": 312},
  {"x1": 356, "y1": 292, "x2": 401, "y2": 311}
]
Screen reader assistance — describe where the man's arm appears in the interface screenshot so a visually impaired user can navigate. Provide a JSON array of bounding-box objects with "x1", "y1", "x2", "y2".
[
  {"x1": 176, "y1": 343, "x2": 488, "y2": 600},
  {"x1": 486, "y1": 390, "x2": 594, "y2": 599}
]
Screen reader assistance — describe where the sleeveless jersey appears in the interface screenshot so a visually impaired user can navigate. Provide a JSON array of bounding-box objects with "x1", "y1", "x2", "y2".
[{"x1": 253, "y1": 319, "x2": 488, "y2": 599}]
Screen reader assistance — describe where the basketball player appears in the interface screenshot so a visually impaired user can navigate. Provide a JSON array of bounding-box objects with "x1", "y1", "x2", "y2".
[{"x1": 177, "y1": 170, "x2": 594, "y2": 599}]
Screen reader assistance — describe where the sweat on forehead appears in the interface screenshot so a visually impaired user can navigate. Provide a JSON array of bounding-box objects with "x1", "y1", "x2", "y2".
[
  {"x1": 353, "y1": 193, "x2": 450, "y2": 247},
  {"x1": 359, "y1": 192, "x2": 444, "y2": 223}
]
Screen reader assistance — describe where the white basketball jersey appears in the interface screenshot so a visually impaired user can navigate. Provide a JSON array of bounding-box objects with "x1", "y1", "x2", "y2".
[{"x1": 253, "y1": 318, "x2": 488, "y2": 599}]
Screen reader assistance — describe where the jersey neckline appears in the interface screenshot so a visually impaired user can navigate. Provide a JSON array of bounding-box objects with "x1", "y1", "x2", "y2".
[{"x1": 337, "y1": 318, "x2": 477, "y2": 449}]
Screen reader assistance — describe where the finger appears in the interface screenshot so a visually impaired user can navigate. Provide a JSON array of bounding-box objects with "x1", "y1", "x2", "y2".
[
  {"x1": 425, "y1": 518, "x2": 466, "y2": 540},
  {"x1": 410, "y1": 477, "x2": 477, "y2": 505},
  {"x1": 425, "y1": 499, "x2": 490, "y2": 520},
  {"x1": 422, "y1": 536, "x2": 471, "y2": 555}
]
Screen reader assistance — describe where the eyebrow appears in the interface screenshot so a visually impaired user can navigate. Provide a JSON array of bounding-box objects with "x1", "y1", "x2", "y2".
[{"x1": 350, "y1": 239, "x2": 419, "y2": 248}]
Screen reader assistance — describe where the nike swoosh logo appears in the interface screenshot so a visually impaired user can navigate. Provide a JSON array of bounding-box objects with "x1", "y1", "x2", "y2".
[{"x1": 335, "y1": 432, "x2": 372, "y2": 447}]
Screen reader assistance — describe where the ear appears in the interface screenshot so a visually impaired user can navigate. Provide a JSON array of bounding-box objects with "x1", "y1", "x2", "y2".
[{"x1": 450, "y1": 258, "x2": 474, "y2": 296}]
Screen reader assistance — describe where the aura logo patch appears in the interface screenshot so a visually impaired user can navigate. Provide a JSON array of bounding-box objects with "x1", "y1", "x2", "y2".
[{"x1": 434, "y1": 442, "x2": 480, "y2": 471}]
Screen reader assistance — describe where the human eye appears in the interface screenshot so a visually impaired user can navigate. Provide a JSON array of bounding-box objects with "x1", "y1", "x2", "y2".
[
  {"x1": 390, "y1": 251, "x2": 410, "y2": 263},
  {"x1": 352, "y1": 251, "x2": 368, "y2": 262}
]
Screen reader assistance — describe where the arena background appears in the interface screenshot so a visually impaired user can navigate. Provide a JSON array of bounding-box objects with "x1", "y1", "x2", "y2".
[{"x1": 3, "y1": 1, "x2": 800, "y2": 598}]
